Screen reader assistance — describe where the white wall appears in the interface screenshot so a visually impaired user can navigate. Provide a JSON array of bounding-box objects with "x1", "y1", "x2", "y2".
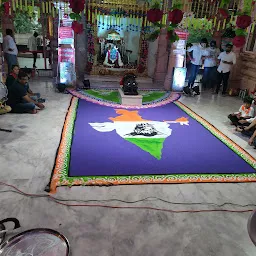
[{"x1": 97, "y1": 16, "x2": 141, "y2": 62}]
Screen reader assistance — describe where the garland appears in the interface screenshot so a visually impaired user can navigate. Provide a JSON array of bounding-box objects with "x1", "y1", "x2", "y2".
[
  {"x1": 146, "y1": 1, "x2": 184, "y2": 43},
  {"x1": 95, "y1": 7, "x2": 146, "y2": 18},
  {"x1": 137, "y1": 34, "x2": 148, "y2": 73},
  {"x1": 86, "y1": 23, "x2": 95, "y2": 73},
  {"x1": 218, "y1": 0, "x2": 253, "y2": 48},
  {"x1": 69, "y1": 0, "x2": 85, "y2": 34}
]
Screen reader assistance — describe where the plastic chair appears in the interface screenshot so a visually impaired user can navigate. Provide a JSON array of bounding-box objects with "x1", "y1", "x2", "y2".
[{"x1": 248, "y1": 210, "x2": 256, "y2": 246}]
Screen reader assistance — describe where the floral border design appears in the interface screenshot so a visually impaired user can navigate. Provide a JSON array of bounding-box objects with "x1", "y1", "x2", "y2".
[
  {"x1": 49, "y1": 98, "x2": 256, "y2": 193},
  {"x1": 66, "y1": 88, "x2": 180, "y2": 109}
]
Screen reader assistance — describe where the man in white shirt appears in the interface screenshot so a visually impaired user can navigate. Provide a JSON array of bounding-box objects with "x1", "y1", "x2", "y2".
[
  {"x1": 186, "y1": 38, "x2": 208, "y2": 95},
  {"x1": 216, "y1": 43, "x2": 236, "y2": 95},
  {"x1": 3, "y1": 29, "x2": 18, "y2": 74},
  {"x1": 28, "y1": 32, "x2": 39, "y2": 68},
  {"x1": 202, "y1": 40, "x2": 220, "y2": 90}
]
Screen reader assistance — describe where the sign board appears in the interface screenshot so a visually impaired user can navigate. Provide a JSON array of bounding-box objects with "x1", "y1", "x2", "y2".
[
  {"x1": 58, "y1": 27, "x2": 74, "y2": 45},
  {"x1": 58, "y1": 47, "x2": 75, "y2": 63},
  {"x1": 172, "y1": 67, "x2": 187, "y2": 92}
]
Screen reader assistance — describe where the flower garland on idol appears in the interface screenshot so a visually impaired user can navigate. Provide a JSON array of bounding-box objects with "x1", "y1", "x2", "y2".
[
  {"x1": 69, "y1": 0, "x2": 85, "y2": 34},
  {"x1": 146, "y1": 1, "x2": 184, "y2": 43}
]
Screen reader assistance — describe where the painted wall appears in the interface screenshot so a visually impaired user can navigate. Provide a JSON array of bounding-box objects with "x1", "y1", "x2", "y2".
[{"x1": 97, "y1": 16, "x2": 141, "y2": 63}]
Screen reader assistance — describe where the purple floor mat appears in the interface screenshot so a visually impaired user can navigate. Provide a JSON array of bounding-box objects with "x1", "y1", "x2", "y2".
[{"x1": 69, "y1": 100, "x2": 255, "y2": 177}]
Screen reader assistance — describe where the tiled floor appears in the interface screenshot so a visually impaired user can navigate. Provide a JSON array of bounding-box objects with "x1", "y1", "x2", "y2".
[{"x1": 0, "y1": 78, "x2": 255, "y2": 255}]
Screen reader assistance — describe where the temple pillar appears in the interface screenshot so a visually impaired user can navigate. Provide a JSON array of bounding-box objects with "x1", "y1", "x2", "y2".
[
  {"x1": 163, "y1": 31, "x2": 188, "y2": 91},
  {"x1": 153, "y1": 29, "x2": 169, "y2": 84},
  {"x1": 147, "y1": 38, "x2": 159, "y2": 78},
  {"x1": 75, "y1": 14, "x2": 87, "y2": 80}
]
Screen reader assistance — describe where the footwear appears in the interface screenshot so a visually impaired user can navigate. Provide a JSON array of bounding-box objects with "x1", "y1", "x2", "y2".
[
  {"x1": 183, "y1": 86, "x2": 192, "y2": 96},
  {"x1": 192, "y1": 86, "x2": 200, "y2": 95},
  {"x1": 37, "y1": 98, "x2": 46, "y2": 103}
]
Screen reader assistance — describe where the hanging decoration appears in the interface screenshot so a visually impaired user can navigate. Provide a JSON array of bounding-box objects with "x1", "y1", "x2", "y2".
[
  {"x1": 71, "y1": 20, "x2": 83, "y2": 34},
  {"x1": 146, "y1": 1, "x2": 184, "y2": 43},
  {"x1": 0, "y1": 0, "x2": 11, "y2": 16},
  {"x1": 232, "y1": 0, "x2": 252, "y2": 48},
  {"x1": 137, "y1": 34, "x2": 148, "y2": 73},
  {"x1": 168, "y1": 9, "x2": 183, "y2": 24},
  {"x1": 69, "y1": 0, "x2": 85, "y2": 34},
  {"x1": 86, "y1": 23, "x2": 95, "y2": 73},
  {"x1": 218, "y1": 8, "x2": 229, "y2": 19},
  {"x1": 236, "y1": 14, "x2": 252, "y2": 29},
  {"x1": 146, "y1": 3, "x2": 163, "y2": 23}
]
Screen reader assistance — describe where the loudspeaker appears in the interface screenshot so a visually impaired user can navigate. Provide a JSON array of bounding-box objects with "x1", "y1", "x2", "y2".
[
  {"x1": 56, "y1": 83, "x2": 67, "y2": 93},
  {"x1": 83, "y1": 79, "x2": 91, "y2": 90}
]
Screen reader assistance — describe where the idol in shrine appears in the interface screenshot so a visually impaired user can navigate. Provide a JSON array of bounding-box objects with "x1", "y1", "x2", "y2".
[{"x1": 103, "y1": 44, "x2": 124, "y2": 68}]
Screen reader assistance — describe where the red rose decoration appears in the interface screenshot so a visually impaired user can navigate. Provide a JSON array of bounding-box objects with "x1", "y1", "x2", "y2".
[
  {"x1": 3, "y1": 2, "x2": 10, "y2": 15},
  {"x1": 168, "y1": 9, "x2": 183, "y2": 24},
  {"x1": 69, "y1": 0, "x2": 85, "y2": 13},
  {"x1": 72, "y1": 21, "x2": 84, "y2": 34},
  {"x1": 218, "y1": 8, "x2": 229, "y2": 19},
  {"x1": 147, "y1": 9, "x2": 163, "y2": 23},
  {"x1": 232, "y1": 35, "x2": 246, "y2": 48},
  {"x1": 236, "y1": 15, "x2": 251, "y2": 29},
  {"x1": 137, "y1": 64, "x2": 146, "y2": 73}
]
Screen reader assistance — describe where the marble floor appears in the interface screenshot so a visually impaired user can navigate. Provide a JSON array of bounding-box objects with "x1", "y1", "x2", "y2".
[{"x1": 0, "y1": 79, "x2": 256, "y2": 255}]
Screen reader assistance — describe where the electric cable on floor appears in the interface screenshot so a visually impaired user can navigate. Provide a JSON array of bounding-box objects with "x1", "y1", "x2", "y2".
[{"x1": 0, "y1": 182, "x2": 255, "y2": 214}]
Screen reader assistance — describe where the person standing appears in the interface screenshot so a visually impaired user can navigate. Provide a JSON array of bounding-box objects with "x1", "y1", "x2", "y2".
[
  {"x1": 28, "y1": 32, "x2": 39, "y2": 68},
  {"x1": 3, "y1": 29, "x2": 18, "y2": 74},
  {"x1": 202, "y1": 40, "x2": 220, "y2": 91},
  {"x1": 185, "y1": 38, "x2": 208, "y2": 95},
  {"x1": 215, "y1": 43, "x2": 236, "y2": 95}
]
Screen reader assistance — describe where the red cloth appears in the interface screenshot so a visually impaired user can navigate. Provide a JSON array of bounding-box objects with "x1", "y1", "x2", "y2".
[{"x1": 120, "y1": 77, "x2": 124, "y2": 86}]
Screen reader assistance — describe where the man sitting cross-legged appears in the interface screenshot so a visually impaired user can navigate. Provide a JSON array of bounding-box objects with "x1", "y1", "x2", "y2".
[{"x1": 6, "y1": 72, "x2": 45, "y2": 114}]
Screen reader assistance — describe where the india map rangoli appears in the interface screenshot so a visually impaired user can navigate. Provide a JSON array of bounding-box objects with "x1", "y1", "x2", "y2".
[{"x1": 89, "y1": 109, "x2": 189, "y2": 159}]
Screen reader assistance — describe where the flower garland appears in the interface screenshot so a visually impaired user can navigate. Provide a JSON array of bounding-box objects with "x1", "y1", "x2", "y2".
[
  {"x1": 137, "y1": 34, "x2": 148, "y2": 73},
  {"x1": 86, "y1": 23, "x2": 95, "y2": 73},
  {"x1": 146, "y1": 1, "x2": 184, "y2": 43},
  {"x1": 69, "y1": 0, "x2": 85, "y2": 34},
  {"x1": 217, "y1": 0, "x2": 253, "y2": 48}
]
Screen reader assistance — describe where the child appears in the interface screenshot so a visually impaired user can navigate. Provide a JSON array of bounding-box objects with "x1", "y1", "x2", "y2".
[
  {"x1": 228, "y1": 97, "x2": 254, "y2": 126},
  {"x1": 236, "y1": 92, "x2": 256, "y2": 127}
]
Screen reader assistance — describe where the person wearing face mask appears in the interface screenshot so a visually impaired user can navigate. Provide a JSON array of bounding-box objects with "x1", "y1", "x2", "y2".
[
  {"x1": 202, "y1": 40, "x2": 220, "y2": 91},
  {"x1": 215, "y1": 43, "x2": 236, "y2": 96},
  {"x1": 185, "y1": 38, "x2": 208, "y2": 96}
]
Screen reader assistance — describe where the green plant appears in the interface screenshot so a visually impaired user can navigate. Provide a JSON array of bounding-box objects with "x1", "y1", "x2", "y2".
[
  {"x1": 14, "y1": 10, "x2": 41, "y2": 34},
  {"x1": 187, "y1": 28, "x2": 212, "y2": 44}
]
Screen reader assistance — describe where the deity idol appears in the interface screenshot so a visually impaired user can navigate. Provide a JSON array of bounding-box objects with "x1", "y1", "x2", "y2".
[{"x1": 103, "y1": 45, "x2": 123, "y2": 68}]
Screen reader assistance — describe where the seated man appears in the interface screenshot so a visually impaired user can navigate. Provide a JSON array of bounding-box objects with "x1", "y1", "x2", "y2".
[
  {"x1": 22, "y1": 68, "x2": 45, "y2": 103},
  {"x1": 6, "y1": 64, "x2": 19, "y2": 89},
  {"x1": 6, "y1": 72, "x2": 45, "y2": 114},
  {"x1": 237, "y1": 118, "x2": 256, "y2": 147}
]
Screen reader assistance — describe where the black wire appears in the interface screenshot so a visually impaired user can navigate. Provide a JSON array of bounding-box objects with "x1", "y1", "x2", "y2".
[{"x1": 0, "y1": 189, "x2": 255, "y2": 209}]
